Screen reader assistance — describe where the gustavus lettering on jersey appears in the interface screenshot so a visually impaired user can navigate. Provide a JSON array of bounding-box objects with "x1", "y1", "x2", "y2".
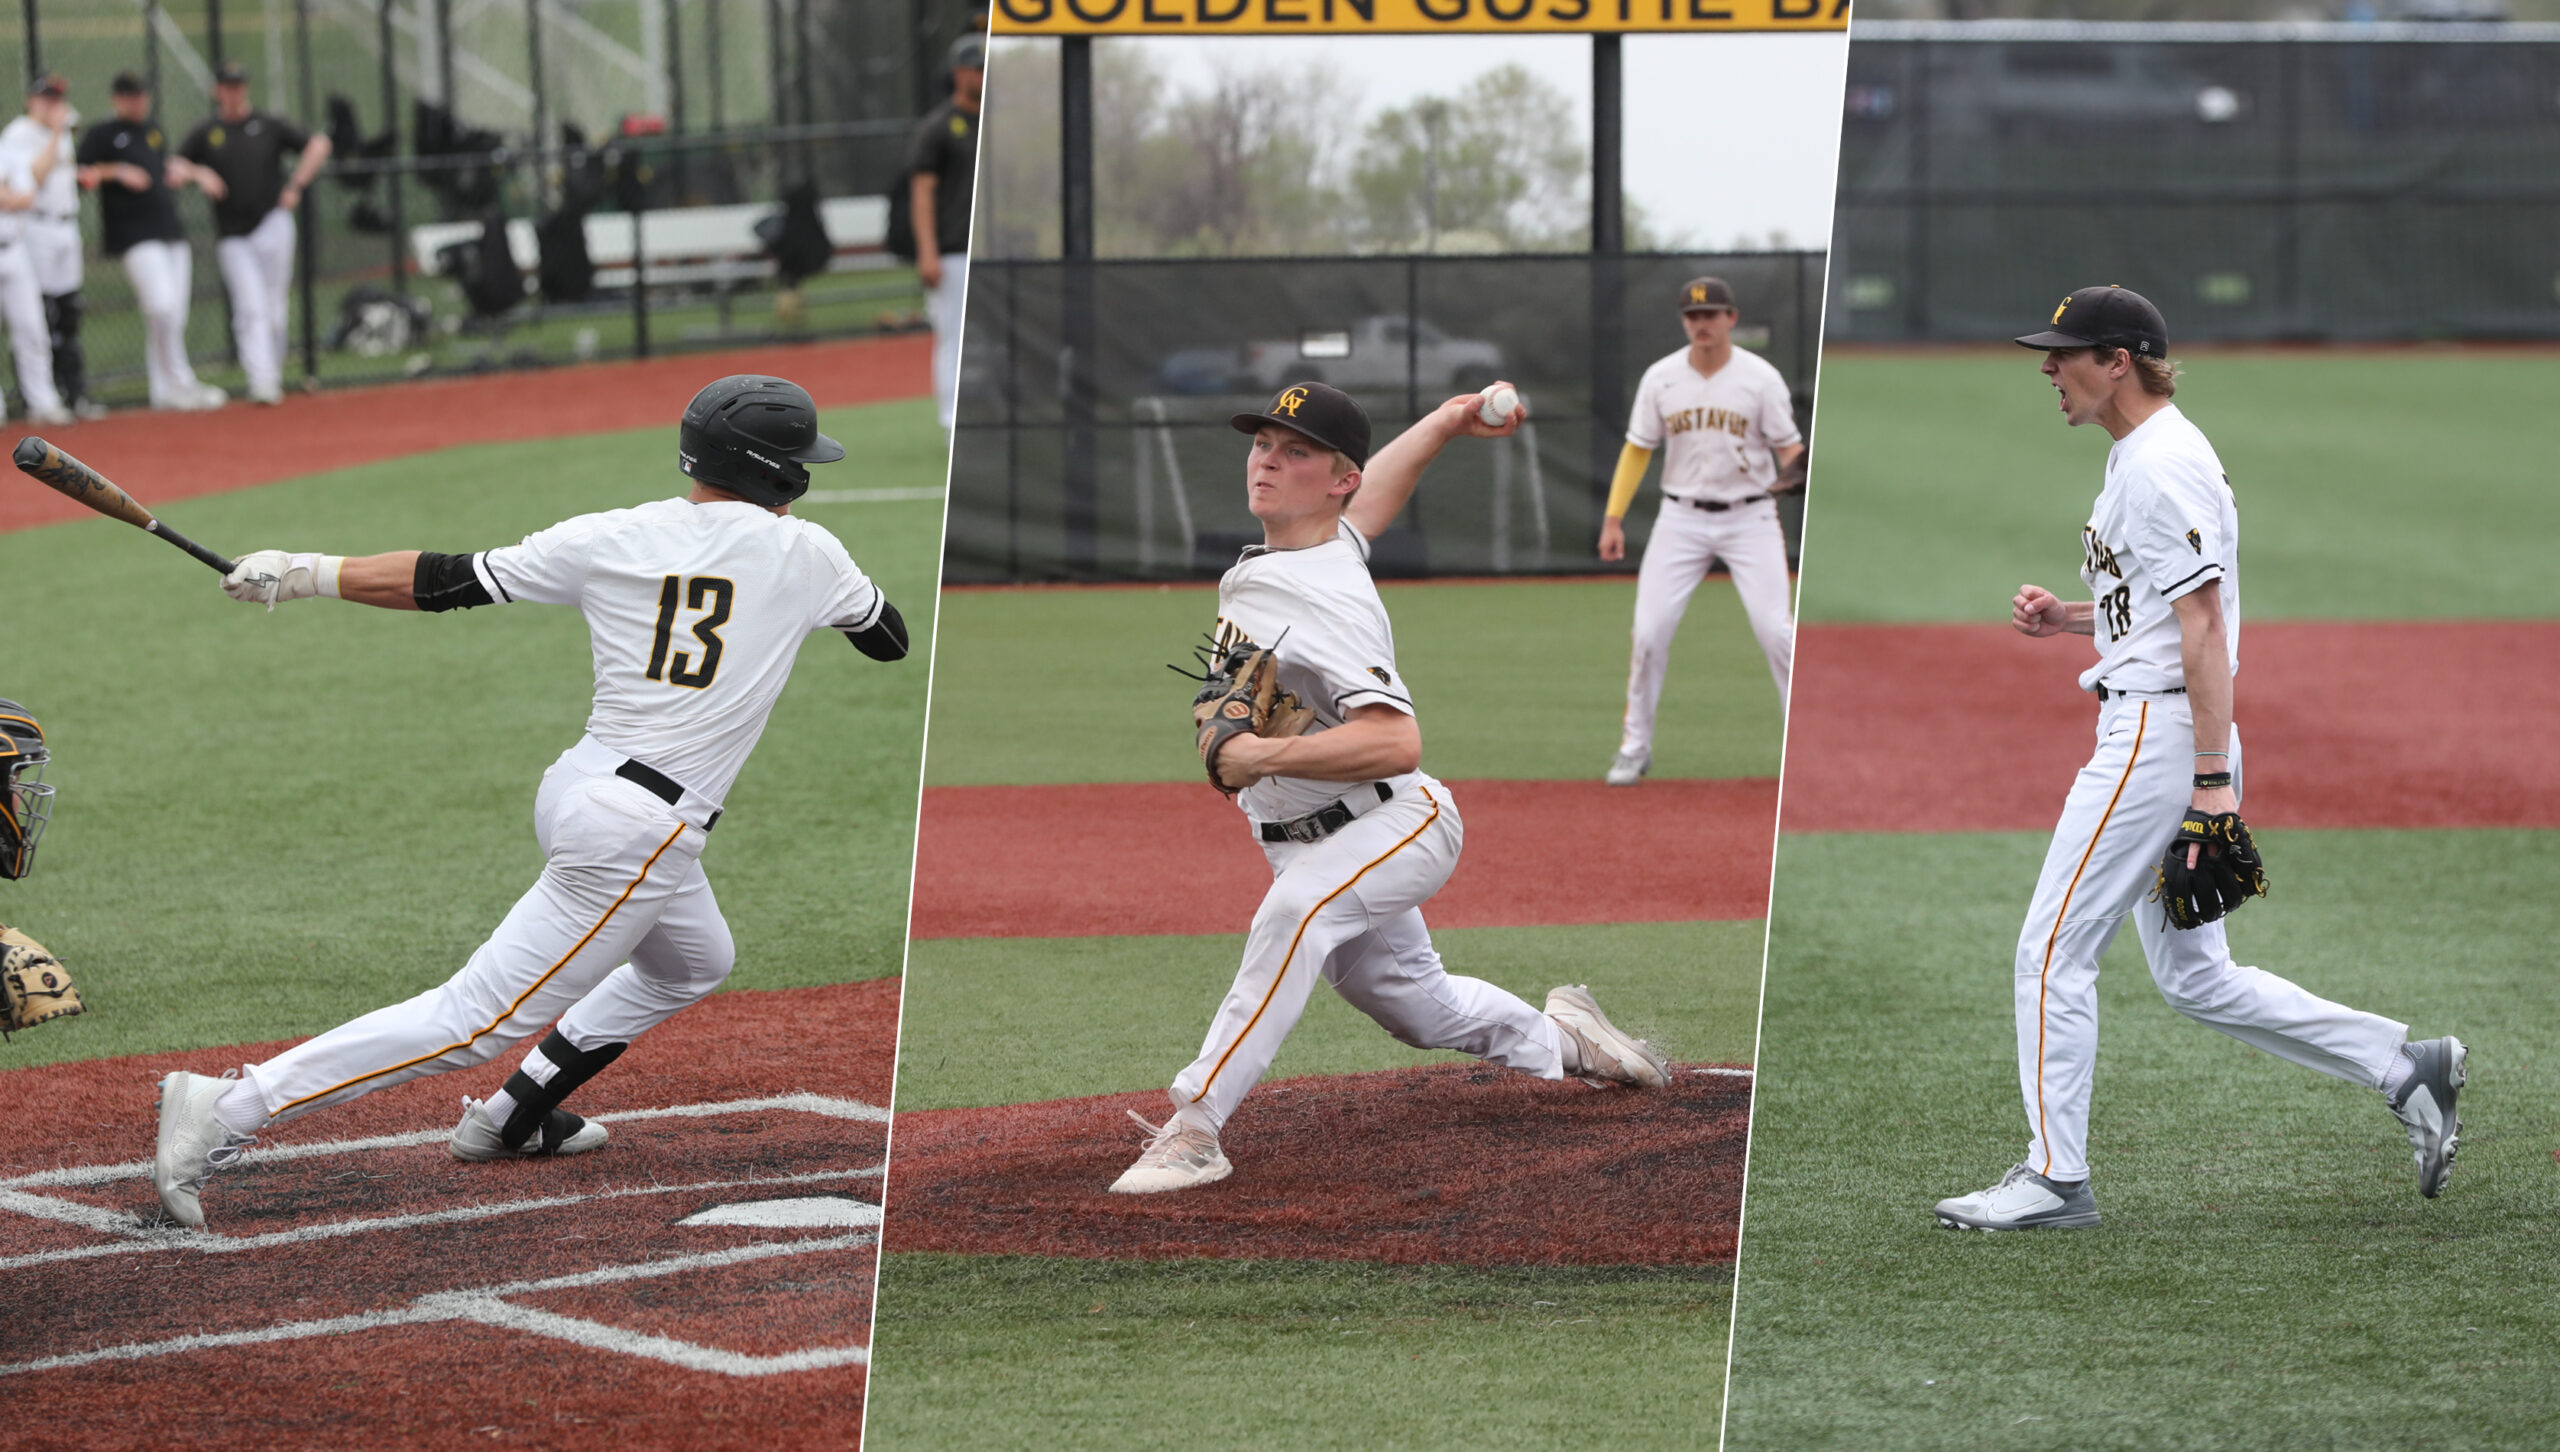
[
  {"x1": 1665, "y1": 406, "x2": 1750, "y2": 439},
  {"x1": 2081, "y1": 527, "x2": 2123, "y2": 580}
]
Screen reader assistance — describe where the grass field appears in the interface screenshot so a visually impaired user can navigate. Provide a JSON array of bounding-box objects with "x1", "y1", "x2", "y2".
[
  {"x1": 1801, "y1": 352, "x2": 2560, "y2": 623},
  {"x1": 1728, "y1": 349, "x2": 2560, "y2": 1448},
  {"x1": 0, "y1": 397, "x2": 942, "y2": 1068}
]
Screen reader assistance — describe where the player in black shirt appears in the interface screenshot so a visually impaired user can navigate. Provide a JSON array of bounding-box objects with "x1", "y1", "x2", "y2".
[
  {"x1": 906, "y1": 34, "x2": 980, "y2": 437},
  {"x1": 181, "y1": 61, "x2": 329, "y2": 406},
  {"x1": 75, "y1": 71, "x2": 222, "y2": 410}
]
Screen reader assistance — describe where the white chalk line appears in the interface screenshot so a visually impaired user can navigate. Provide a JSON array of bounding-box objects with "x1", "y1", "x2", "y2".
[
  {"x1": 1692, "y1": 1067, "x2": 1755, "y2": 1078},
  {"x1": 0, "y1": 1233, "x2": 877, "y2": 1378}
]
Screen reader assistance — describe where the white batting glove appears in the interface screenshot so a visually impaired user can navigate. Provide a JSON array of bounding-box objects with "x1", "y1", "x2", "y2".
[{"x1": 222, "y1": 550, "x2": 341, "y2": 611}]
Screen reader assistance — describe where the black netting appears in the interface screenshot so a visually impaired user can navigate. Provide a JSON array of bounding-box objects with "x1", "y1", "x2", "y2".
[
  {"x1": 1830, "y1": 32, "x2": 2560, "y2": 343},
  {"x1": 948, "y1": 251, "x2": 1827, "y2": 584}
]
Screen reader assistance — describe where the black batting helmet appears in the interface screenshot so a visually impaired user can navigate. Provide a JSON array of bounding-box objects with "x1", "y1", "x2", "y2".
[
  {"x1": 677, "y1": 375, "x2": 846, "y2": 506},
  {"x1": 0, "y1": 700, "x2": 53, "y2": 880}
]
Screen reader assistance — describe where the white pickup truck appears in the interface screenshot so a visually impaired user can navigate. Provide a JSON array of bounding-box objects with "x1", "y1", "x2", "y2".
[{"x1": 1157, "y1": 315, "x2": 1504, "y2": 396}]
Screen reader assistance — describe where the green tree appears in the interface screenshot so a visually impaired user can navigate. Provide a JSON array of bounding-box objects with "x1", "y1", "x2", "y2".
[{"x1": 1349, "y1": 65, "x2": 1587, "y2": 253}]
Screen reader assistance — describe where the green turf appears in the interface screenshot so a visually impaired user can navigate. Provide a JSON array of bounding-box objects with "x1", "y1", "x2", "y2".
[
  {"x1": 892, "y1": 920, "x2": 1763, "y2": 1112},
  {"x1": 1725, "y1": 827, "x2": 2560, "y2": 1449},
  {"x1": 865, "y1": 1254, "x2": 1732, "y2": 1451},
  {"x1": 1800, "y1": 352, "x2": 2560, "y2": 624},
  {"x1": 0, "y1": 399, "x2": 943, "y2": 1067},
  {"x1": 922, "y1": 579, "x2": 1786, "y2": 786}
]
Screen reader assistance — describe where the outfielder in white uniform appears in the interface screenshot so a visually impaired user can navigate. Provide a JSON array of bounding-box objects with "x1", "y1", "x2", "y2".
[
  {"x1": 1932, "y1": 287, "x2": 2465, "y2": 1232},
  {"x1": 0, "y1": 76, "x2": 77, "y2": 424},
  {"x1": 151, "y1": 376, "x2": 911, "y2": 1229},
  {"x1": 1599, "y1": 277, "x2": 1804, "y2": 787},
  {"x1": 1111, "y1": 380, "x2": 1674, "y2": 1196}
]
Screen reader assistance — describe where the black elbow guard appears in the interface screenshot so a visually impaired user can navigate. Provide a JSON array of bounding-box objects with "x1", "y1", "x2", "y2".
[
  {"x1": 414, "y1": 551, "x2": 495, "y2": 612},
  {"x1": 844, "y1": 599, "x2": 909, "y2": 661}
]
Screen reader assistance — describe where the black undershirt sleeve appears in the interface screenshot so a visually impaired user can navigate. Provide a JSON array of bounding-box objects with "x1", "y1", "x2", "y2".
[
  {"x1": 414, "y1": 551, "x2": 496, "y2": 612},
  {"x1": 843, "y1": 599, "x2": 909, "y2": 661}
]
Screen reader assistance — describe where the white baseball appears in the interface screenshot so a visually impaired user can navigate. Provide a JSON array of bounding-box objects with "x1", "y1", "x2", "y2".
[{"x1": 1477, "y1": 384, "x2": 1520, "y2": 427}]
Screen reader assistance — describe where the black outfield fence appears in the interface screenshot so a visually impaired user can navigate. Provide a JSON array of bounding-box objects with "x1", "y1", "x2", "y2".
[
  {"x1": 1831, "y1": 22, "x2": 2560, "y2": 344},
  {"x1": 946, "y1": 250, "x2": 1827, "y2": 585}
]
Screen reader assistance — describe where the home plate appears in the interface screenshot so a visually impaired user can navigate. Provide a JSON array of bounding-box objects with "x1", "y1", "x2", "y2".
[{"x1": 678, "y1": 1196, "x2": 884, "y2": 1228}]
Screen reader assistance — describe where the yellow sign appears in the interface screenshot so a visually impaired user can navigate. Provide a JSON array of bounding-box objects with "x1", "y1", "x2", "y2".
[{"x1": 994, "y1": 0, "x2": 1846, "y2": 35}]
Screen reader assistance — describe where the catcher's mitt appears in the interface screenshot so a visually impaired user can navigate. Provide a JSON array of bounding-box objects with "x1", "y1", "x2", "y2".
[
  {"x1": 2152, "y1": 808, "x2": 2269, "y2": 930},
  {"x1": 1179, "y1": 635, "x2": 1314, "y2": 794},
  {"x1": 1, "y1": 924, "x2": 81, "y2": 1037}
]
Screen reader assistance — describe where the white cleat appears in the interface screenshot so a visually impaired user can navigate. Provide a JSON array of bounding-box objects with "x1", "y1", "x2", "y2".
[
  {"x1": 1107, "y1": 1109, "x2": 1232, "y2": 1194},
  {"x1": 2386, "y1": 1036, "x2": 2466, "y2": 1199},
  {"x1": 1605, "y1": 749, "x2": 1650, "y2": 787},
  {"x1": 1546, "y1": 984, "x2": 1672, "y2": 1087},
  {"x1": 248, "y1": 384, "x2": 284, "y2": 407},
  {"x1": 449, "y1": 1097, "x2": 609, "y2": 1162},
  {"x1": 152, "y1": 1070, "x2": 256, "y2": 1229},
  {"x1": 1934, "y1": 1163, "x2": 2100, "y2": 1231},
  {"x1": 24, "y1": 404, "x2": 74, "y2": 427}
]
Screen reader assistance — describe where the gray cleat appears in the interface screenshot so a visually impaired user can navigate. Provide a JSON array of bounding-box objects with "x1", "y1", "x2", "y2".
[
  {"x1": 449, "y1": 1097, "x2": 610, "y2": 1161},
  {"x1": 2386, "y1": 1036, "x2": 2466, "y2": 1199},
  {"x1": 1605, "y1": 749, "x2": 1650, "y2": 787},
  {"x1": 1934, "y1": 1163, "x2": 2100, "y2": 1231}
]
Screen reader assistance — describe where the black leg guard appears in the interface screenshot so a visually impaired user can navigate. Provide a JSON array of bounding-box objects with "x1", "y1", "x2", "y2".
[
  {"x1": 43, "y1": 292, "x2": 83, "y2": 406},
  {"x1": 498, "y1": 1030, "x2": 628, "y2": 1150}
]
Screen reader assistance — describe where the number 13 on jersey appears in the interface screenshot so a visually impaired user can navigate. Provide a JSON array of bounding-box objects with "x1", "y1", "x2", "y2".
[{"x1": 646, "y1": 575, "x2": 734, "y2": 688}]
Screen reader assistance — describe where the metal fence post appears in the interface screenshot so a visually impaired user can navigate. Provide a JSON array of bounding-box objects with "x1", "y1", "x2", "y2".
[
  {"x1": 207, "y1": 0, "x2": 224, "y2": 64},
  {"x1": 631, "y1": 163, "x2": 650, "y2": 357},
  {"x1": 705, "y1": 0, "x2": 725, "y2": 130},
  {"x1": 1060, "y1": 36, "x2": 1096, "y2": 576},
  {"x1": 1905, "y1": 39, "x2": 1930, "y2": 340},
  {"x1": 379, "y1": 0, "x2": 404, "y2": 296},
  {"x1": 435, "y1": 0, "x2": 454, "y2": 106},
  {"x1": 1588, "y1": 33, "x2": 1625, "y2": 530},
  {"x1": 295, "y1": 0, "x2": 317, "y2": 378},
  {"x1": 527, "y1": 0, "x2": 548, "y2": 210},
  {"x1": 22, "y1": 0, "x2": 38, "y2": 84}
]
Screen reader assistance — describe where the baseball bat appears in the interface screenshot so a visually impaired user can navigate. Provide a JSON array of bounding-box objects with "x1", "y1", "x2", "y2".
[{"x1": 12, "y1": 437, "x2": 237, "y2": 576}]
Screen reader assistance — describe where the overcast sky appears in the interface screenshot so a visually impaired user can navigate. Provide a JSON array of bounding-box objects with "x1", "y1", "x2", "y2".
[{"x1": 1098, "y1": 33, "x2": 1849, "y2": 250}]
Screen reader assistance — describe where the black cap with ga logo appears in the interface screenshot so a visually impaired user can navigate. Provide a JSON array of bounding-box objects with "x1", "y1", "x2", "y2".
[
  {"x1": 2015, "y1": 285, "x2": 2169, "y2": 359},
  {"x1": 1230, "y1": 381, "x2": 1374, "y2": 468}
]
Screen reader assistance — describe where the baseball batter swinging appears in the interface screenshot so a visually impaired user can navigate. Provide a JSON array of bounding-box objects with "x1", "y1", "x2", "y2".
[
  {"x1": 1112, "y1": 381, "x2": 1671, "y2": 1195},
  {"x1": 151, "y1": 376, "x2": 911, "y2": 1228},
  {"x1": 1600, "y1": 277, "x2": 1804, "y2": 786},
  {"x1": 1933, "y1": 288, "x2": 2465, "y2": 1231}
]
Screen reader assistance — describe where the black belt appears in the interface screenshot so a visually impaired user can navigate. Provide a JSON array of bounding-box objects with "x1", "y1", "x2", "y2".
[
  {"x1": 615, "y1": 758, "x2": 719, "y2": 831},
  {"x1": 1678, "y1": 494, "x2": 1768, "y2": 513},
  {"x1": 1259, "y1": 782, "x2": 1393, "y2": 845},
  {"x1": 2093, "y1": 683, "x2": 2186, "y2": 702}
]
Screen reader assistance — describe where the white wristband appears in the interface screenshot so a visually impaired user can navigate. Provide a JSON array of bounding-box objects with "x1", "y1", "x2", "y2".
[{"x1": 317, "y1": 555, "x2": 343, "y2": 599}]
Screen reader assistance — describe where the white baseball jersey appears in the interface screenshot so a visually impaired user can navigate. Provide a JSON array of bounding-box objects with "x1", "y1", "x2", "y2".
[
  {"x1": 0, "y1": 148, "x2": 33, "y2": 245},
  {"x1": 2076, "y1": 403, "x2": 2241, "y2": 696},
  {"x1": 1215, "y1": 517, "x2": 1419, "y2": 824},
  {"x1": 1626, "y1": 346, "x2": 1802, "y2": 505},
  {"x1": 469, "y1": 498, "x2": 883, "y2": 804},
  {"x1": 0, "y1": 117, "x2": 74, "y2": 218}
]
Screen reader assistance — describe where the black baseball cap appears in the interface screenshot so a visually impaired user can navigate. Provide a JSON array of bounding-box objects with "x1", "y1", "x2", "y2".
[
  {"x1": 1679, "y1": 276, "x2": 1737, "y2": 314},
  {"x1": 26, "y1": 74, "x2": 65, "y2": 99},
  {"x1": 109, "y1": 70, "x2": 147, "y2": 97},
  {"x1": 949, "y1": 35, "x2": 985, "y2": 71},
  {"x1": 2015, "y1": 285, "x2": 2169, "y2": 359},
  {"x1": 213, "y1": 59, "x2": 249, "y2": 85},
  {"x1": 1230, "y1": 382, "x2": 1373, "y2": 468}
]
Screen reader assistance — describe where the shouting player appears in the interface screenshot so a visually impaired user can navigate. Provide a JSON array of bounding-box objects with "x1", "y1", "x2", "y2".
[
  {"x1": 150, "y1": 375, "x2": 911, "y2": 1228},
  {"x1": 1599, "y1": 278, "x2": 1804, "y2": 787},
  {"x1": 1932, "y1": 287, "x2": 2465, "y2": 1232},
  {"x1": 1111, "y1": 381, "x2": 1671, "y2": 1195}
]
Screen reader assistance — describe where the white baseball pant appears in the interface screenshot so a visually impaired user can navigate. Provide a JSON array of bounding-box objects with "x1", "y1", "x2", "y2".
[
  {"x1": 1167, "y1": 778, "x2": 1566, "y2": 1134},
  {"x1": 235, "y1": 741, "x2": 734, "y2": 1128},
  {"x1": 1621, "y1": 494, "x2": 1795, "y2": 757},
  {"x1": 25, "y1": 215, "x2": 79, "y2": 294},
  {"x1": 0, "y1": 241, "x2": 60, "y2": 415},
  {"x1": 217, "y1": 208, "x2": 296, "y2": 397},
  {"x1": 120, "y1": 239, "x2": 204, "y2": 405},
  {"x1": 2014, "y1": 692, "x2": 2408, "y2": 1183},
  {"x1": 926, "y1": 249, "x2": 966, "y2": 432}
]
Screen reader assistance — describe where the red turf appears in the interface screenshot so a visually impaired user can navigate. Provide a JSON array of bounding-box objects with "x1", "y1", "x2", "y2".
[
  {"x1": 910, "y1": 777, "x2": 1778, "y2": 940},
  {"x1": 0, "y1": 334, "x2": 929, "y2": 535},
  {"x1": 1783, "y1": 621, "x2": 2560, "y2": 832},
  {"x1": 881, "y1": 1062, "x2": 1750, "y2": 1268}
]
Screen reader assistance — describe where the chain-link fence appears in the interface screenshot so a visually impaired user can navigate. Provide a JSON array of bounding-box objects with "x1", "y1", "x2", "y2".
[
  {"x1": 0, "y1": 0, "x2": 973, "y2": 410},
  {"x1": 946, "y1": 251, "x2": 1826, "y2": 584},
  {"x1": 1830, "y1": 22, "x2": 2560, "y2": 343}
]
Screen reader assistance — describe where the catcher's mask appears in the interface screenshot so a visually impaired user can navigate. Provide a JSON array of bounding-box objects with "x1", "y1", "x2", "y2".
[
  {"x1": 0, "y1": 700, "x2": 52, "y2": 880},
  {"x1": 677, "y1": 374, "x2": 846, "y2": 507}
]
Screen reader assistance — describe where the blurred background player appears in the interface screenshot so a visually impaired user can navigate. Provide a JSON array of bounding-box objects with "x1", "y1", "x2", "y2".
[
  {"x1": 1598, "y1": 277, "x2": 1804, "y2": 786},
  {"x1": 0, "y1": 83, "x2": 69, "y2": 426},
  {"x1": 0, "y1": 698, "x2": 82, "y2": 1039},
  {"x1": 181, "y1": 60, "x2": 330, "y2": 407},
  {"x1": 906, "y1": 34, "x2": 980, "y2": 440},
  {"x1": 77, "y1": 72, "x2": 221, "y2": 411},
  {"x1": 1, "y1": 76, "x2": 92, "y2": 420}
]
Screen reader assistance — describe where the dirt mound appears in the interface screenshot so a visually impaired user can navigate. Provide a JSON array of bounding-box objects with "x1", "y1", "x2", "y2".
[
  {"x1": 1784, "y1": 621, "x2": 2560, "y2": 832},
  {"x1": 882, "y1": 1062, "x2": 1750, "y2": 1268},
  {"x1": 912, "y1": 777, "x2": 1779, "y2": 940}
]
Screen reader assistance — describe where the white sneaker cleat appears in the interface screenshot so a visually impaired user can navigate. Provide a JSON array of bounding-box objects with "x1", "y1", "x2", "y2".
[
  {"x1": 153, "y1": 1071, "x2": 257, "y2": 1229},
  {"x1": 1546, "y1": 984, "x2": 1671, "y2": 1087},
  {"x1": 248, "y1": 384, "x2": 284, "y2": 407},
  {"x1": 2386, "y1": 1035, "x2": 2466, "y2": 1199},
  {"x1": 25, "y1": 404, "x2": 74, "y2": 426},
  {"x1": 1605, "y1": 749, "x2": 1650, "y2": 787},
  {"x1": 182, "y1": 382, "x2": 228, "y2": 411},
  {"x1": 72, "y1": 397, "x2": 110, "y2": 421},
  {"x1": 1107, "y1": 1109, "x2": 1231, "y2": 1194},
  {"x1": 448, "y1": 1096, "x2": 609, "y2": 1162},
  {"x1": 1933, "y1": 1163, "x2": 2100, "y2": 1231}
]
